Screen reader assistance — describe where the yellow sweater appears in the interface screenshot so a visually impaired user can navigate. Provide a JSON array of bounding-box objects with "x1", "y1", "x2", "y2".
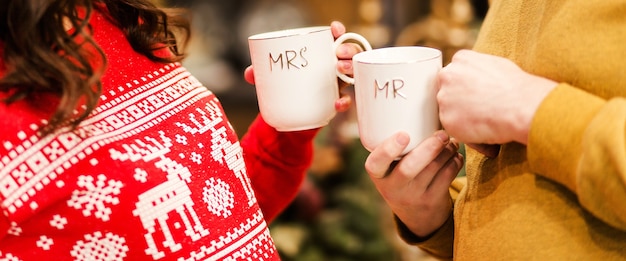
[{"x1": 399, "y1": 0, "x2": 626, "y2": 259}]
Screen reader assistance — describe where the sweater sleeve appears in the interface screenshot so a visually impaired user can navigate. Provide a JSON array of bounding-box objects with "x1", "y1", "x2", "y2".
[
  {"x1": 528, "y1": 83, "x2": 626, "y2": 230},
  {"x1": 395, "y1": 214, "x2": 454, "y2": 260},
  {"x1": 240, "y1": 114, "x2": 319, "y2": 222}
]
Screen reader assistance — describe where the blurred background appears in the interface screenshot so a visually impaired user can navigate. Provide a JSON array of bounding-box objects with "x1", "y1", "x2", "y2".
[{"x1": 160, "y1": 0, "x2": 488, "y2": 260}]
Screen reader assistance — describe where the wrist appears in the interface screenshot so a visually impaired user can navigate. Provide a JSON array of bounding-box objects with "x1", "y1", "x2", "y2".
[
  {"x1": 400, "y1": 198, "x2": 453, "y2": 238},
  {"x1": 512, "y1": 74, "x2": 558, "y2": 145},
  {"x1": 394, "y1": 210, "x2": 454, "y2": 243}
]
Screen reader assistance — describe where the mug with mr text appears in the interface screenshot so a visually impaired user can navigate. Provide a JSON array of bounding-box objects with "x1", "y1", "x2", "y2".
[
  {"x1": 344, "y1": 46, "x2": 443, "y2": 156},
  {"x1": 248, "y1": 26, "x2": 372, "y2": 131}
]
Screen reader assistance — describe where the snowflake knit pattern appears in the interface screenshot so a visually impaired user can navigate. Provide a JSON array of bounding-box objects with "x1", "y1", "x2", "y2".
[{"x1": 0, "y1": 8, "x2": 300, "y2": 261}]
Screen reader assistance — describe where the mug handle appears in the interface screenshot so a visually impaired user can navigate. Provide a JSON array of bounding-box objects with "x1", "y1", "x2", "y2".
[{"x1": 332, "y1": 32, "x2": 372, "y2": 85}]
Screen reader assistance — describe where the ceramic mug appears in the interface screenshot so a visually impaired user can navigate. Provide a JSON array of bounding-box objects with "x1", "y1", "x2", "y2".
[
  {"x1": 248, "y1": 26, "x2": 372, "y2": 131},
  {"x1": 343, "y1": 46, "x2": 442, "y2": 155}
]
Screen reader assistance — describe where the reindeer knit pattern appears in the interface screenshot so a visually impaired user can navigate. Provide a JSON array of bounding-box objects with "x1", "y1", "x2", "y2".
[{"x1": 0, "y1": 8, "x2": 315, "y2": 261}]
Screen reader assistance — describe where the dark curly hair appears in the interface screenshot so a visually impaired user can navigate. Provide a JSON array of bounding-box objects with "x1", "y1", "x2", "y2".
[{"x1": 0, "y1": 0, "x2": 190, "y2": 134}]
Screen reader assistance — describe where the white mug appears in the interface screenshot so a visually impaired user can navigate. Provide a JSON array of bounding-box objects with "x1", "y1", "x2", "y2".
[
  {"x1": 344, "y1": 46, "x2": 442, "y2": 155},
  {"x1": 248, "y1": 26, "x2": 372, "y2": 131}
]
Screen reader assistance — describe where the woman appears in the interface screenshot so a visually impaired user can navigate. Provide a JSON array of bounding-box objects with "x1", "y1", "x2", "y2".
[{"x1": 0, "y1": 0, "x2": 359, "y2": 259}]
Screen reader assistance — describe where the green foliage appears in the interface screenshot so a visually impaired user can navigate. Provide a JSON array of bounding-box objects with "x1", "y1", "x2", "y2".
[{"x1": 272, "y1": 139, "x2": 399, "y2": 261}]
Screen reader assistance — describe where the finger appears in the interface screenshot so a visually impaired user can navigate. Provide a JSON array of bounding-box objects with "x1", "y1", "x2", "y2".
[
  {"x1": 412, "y1": 139, "x2": 459, "y2": 188},
  {"x1": 244, "y1": 65, "x2": 255, "y2": 85},
  {"x1": 371, "y1": 131, "x2": 452, "y2": 200},
  {"x1": 337, "y1": 42, "x2": 363, "y2": 60},
  {"x1": 334, "y1": 94, "x2": 352, "y2": 112},
  {"x1": 364, "y1": 132, "x2": 411, "y2": 179},
  {"x1": 436, "y1": 64, "x2": 452, "y2": 93},
  {"x1": 450, "y1": 49, "x2": 474, "y2": 63},
  {"x1": 330, "y1": 21, "x2": 346, "y2": 38},
  {"x1": 337, "y1": 59, "x2": 353, "y2": 76},
  {"x1": 395, "y1": 136, "x2": 456, "y2": 194},
  {"x1": 336, "y1": 43, "x2": 362, "y2": 88},
  {"x1": 428, "y1": 153, "x2": 464, "y2": 194},
  {"x1": 412, "y1": 140, "x2": 459, "y2": 191},
  {"x1": 391, "y1": 130, "x2": 451, "y2": 181},
  {"x1": 336, "y1": 58, "x2": 353, "y2": 89}
]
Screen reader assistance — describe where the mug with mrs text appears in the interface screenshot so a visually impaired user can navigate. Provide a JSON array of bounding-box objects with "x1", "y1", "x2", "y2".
[
  {"x1": 344, "y1": 46, "x2": 443, "y2": 156},
  {"x1": 248, "y1": 26, "x2": 372, "y2": 131}
]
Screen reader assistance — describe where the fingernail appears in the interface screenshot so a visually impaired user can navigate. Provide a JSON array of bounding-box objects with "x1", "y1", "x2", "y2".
[
  {"x1": 454, "y1": 153, "x2": 464, "y2": 168},
  {"x1": 337, "y1": 45, "x2": 347, "y2": 55},
  {"x1": 396, "y1": 132, "x2": 410, "y2": 146},
  {"x1": 435, "y1": 130, "x2": 450, "y2": 144},
  {"x1": 337, "y1": 60, "x2": 351, "y2": 70},
  {"x1": 334, "y1": 99, "x2": 347, "y2": 111},
  {"x1": 450, "y1": 139, "x2": 459, "y2": 151},
  {"x1": 342, "y1": 61, "x2": 352, "y2": 70}
]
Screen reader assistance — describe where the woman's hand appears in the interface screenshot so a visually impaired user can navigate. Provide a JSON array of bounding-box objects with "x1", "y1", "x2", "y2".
[
  {"x1": 331, "y1": 21, "x2": 363, "y2": 112},
  {"x1": 365, "y1": 131, "x2": 464, "y2": 237},
  {"x1": 244, "y1": 21, "x2": 364, "y2": 113}
]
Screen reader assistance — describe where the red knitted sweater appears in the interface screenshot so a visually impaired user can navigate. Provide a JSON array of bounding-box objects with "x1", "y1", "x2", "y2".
[{"x1": 0, "y1": 8, "x2": 317, "y2": 261}]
